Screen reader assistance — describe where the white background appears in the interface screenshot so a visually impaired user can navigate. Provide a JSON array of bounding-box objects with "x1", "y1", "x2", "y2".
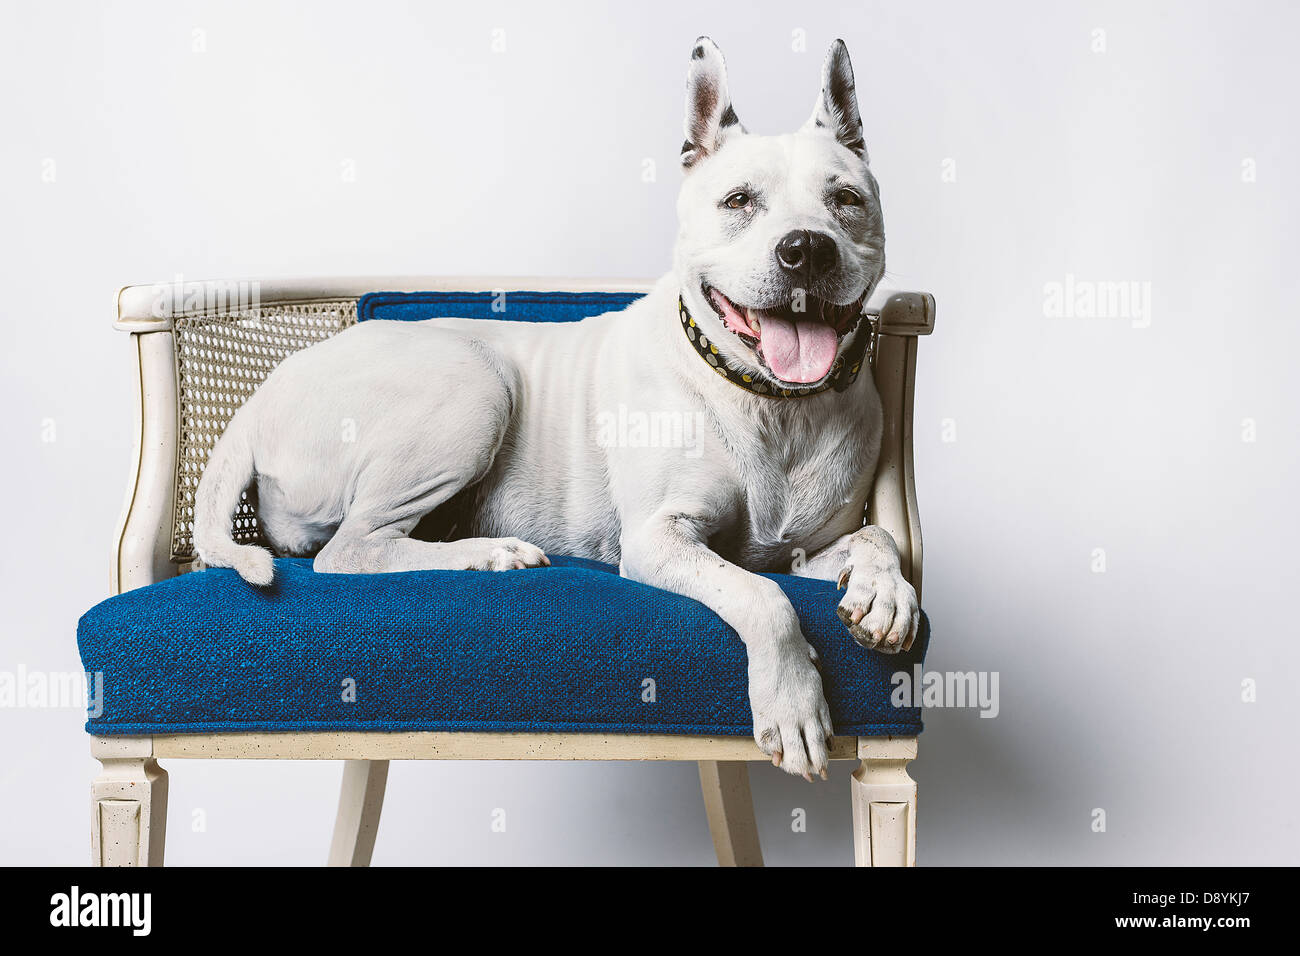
[{"x1": 2, "y1": 0, "x2": 1296, "y2": 865}]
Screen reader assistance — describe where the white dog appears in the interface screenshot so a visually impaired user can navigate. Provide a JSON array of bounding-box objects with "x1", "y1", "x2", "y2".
[{"x1": 194, "y1": 37, "x2": 920, "y2": 780}]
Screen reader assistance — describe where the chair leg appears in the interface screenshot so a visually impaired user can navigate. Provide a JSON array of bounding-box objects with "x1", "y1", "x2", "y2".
[
  {"x1": 850, "y1": 736, "x2": 917, "y2": 866},
  {"x1": 698, "y1": 760, "x2": 763, "y2": 866},
  {"x1": 327, "y1": 759, "x2": 389, "y2": 866},
  {"x1": 90, "y1": 737, "x2": 167, "y2": 867}
]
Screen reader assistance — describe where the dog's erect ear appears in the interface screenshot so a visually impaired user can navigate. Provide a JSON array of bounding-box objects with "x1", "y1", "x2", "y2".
[
  {"x1": 681, "y1": 37, "x2": 745, "y2": 170},
  {"x1": 804, "y1": 39, "x2": 866, "y2": 160}
]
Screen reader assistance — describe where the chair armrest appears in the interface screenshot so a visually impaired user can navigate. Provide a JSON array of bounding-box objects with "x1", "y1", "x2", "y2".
[
  {"x1": 867, "y1": 292, "x2": 935, "y2": 602},
  {"x1": 111, "y1": 328, "x2": 180, "y2": 594},
  {"x1": 876, "y1": 291, "x2": 935, "y2": 337},
  {"x1": 111, "y1": 280, "x2": 369, "y2": 591}
]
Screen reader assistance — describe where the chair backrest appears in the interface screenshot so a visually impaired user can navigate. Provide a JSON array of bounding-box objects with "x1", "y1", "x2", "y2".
[{"x1": 110, "y1": 277, "x2": 931, "y2": 598}]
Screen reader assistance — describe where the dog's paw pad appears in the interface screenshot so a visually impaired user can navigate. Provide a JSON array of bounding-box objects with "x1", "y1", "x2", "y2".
[{"x1": 838, "y1": 569, "x2": 919, "y2": 653}]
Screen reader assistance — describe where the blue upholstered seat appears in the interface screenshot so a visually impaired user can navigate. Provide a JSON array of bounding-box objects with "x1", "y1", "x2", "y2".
[{"x1": 77, "y1": 557, "x2": 926, "y2": 737}]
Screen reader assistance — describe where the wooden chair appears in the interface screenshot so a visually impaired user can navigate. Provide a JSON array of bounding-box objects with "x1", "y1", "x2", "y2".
[{"x1": 90, "y1": 276, "x2": 934, "y2": 867}]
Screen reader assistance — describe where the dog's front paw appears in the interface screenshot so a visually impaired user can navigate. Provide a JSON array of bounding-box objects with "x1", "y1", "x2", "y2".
[
  {"x1": 836, "y1": 565, "x2": 919, "y2": 652},
  {"x1": 748, "y1": 647, "x2": 834, "y2": 781}
]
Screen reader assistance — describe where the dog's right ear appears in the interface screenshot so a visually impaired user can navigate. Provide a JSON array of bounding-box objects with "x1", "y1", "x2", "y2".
[
  {"x1": 804, "y1": 39, "x2": 867, "y2": 160},
  {"x1": 681, "y1": 37, "x2": 745, "y2": 170}
]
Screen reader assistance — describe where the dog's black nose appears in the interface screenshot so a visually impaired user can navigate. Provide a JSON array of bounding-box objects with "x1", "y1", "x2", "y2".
[{"x1": 775, "y1": 230, "x2": 838, "y2": 284}]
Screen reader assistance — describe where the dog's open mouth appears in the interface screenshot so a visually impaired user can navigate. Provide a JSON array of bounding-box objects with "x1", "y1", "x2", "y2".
[{"x1": 704, "y1": 285, "x2": 866, "y2": 384}]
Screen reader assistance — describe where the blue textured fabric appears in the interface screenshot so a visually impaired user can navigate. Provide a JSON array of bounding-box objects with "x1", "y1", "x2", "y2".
[
  {"x1": 77, "y1": 557, "x2": 927, "y2": 737},
  {"x1": 356, "y1": 290, "x2": 644, "y2": 324}
]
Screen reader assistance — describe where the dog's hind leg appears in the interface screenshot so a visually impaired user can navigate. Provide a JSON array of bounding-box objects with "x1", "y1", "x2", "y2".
[
  {"x1": 318, "y1": 522, "x2": 549, "y2": 573},
  {"x1": 313, "y1": 467, "x2": 550, "y2": 574},
  {"x1": 311, "y1": 346, "x2": 548, "y2": 575}
]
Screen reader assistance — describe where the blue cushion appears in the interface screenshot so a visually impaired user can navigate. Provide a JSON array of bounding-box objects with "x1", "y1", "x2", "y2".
[
  {"x1": 357, "y1": 290, "x2": 644, "y2": 324},
  {"x1": 77, "y1": 557, "x2": 927, "y2": 737}
]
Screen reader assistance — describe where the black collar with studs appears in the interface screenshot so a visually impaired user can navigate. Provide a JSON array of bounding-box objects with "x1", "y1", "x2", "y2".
[{"x1": 678, "y1": 295, "x2": 873, "y2": 399}]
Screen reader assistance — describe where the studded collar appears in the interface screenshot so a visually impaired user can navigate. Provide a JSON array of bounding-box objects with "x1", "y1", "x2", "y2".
[{"x1": 677, "y1": 295, "x2": 872, "y2": 399}]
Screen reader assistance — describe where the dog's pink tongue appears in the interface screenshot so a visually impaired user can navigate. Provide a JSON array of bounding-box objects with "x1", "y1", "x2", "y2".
[{"x1": 758, "y1": 315, "x2": 839, "y2": 384}]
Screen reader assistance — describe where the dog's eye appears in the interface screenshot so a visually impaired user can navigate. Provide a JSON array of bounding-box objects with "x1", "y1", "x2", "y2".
[
  {"x1": 723, "y1": 191, "x2": 751, "y2": 209},
  {"x1": 834, "y1": 187, "x2": 862, "y2": 206}
]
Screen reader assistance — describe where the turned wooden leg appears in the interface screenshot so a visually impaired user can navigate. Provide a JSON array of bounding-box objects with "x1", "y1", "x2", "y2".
[
  {"x1": 698, "y1": 760, "x2": 763, "y2": 867},
  {"x1": 327, "y1": 759, "x2": 389, "y2": 866},
  {"x1": 91, "y1": 737, "x2": 167, "y2": 867},
  {"x1": 850, "y1": 736, "x2": 917, "y2": 867}
]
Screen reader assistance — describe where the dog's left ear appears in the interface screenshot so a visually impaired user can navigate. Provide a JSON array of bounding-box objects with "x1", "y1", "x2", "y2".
[
  {"x1": 681, "y1": 37, "x2": 745, "y2": 170},
  {"x1": 804, "y1": 39, "x2": 867, "y2": 160}
]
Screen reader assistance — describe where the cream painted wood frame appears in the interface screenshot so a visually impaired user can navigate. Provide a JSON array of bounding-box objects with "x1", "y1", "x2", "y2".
[{"x1": 94, "y1": 276, "x2": 934, "y2": 868}]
